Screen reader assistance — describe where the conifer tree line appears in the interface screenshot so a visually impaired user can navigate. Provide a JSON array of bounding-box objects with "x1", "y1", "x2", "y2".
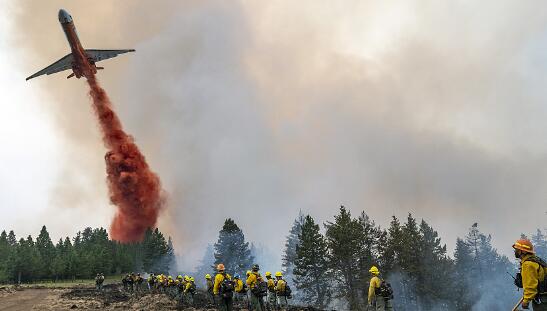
[
  {"x1": 0, "y1": 226, "x2": 176, "y2": 283},
  {"x1": 282, "y1": 206, "x2": 547, "y2": 311}
]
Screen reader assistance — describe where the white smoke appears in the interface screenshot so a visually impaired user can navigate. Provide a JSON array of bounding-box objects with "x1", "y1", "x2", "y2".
[{"x1": 6, "y1": 1, "x2": 547, "y2": 272}]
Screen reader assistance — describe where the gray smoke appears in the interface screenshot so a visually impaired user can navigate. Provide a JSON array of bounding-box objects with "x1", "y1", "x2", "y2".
[{"x1": 8, "y1": 1, "x2": 547, "y2": 270}]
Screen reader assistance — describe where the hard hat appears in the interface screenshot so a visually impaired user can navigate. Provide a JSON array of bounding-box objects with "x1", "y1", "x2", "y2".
[
  {"x1": 168, "y1": 275, "x2": 173, "y2": 279},
  {"x1": 190, "y1": 277, "x2": 195, "y2": 282},
  {"x1": 265, "y1": 271, "x2": 272, "y2": 277},
  {"x1": 185, "y1": 275, "x2": 190, "y2": 281},
  {"x1": 217, "y1": 263, "x2": 225, "y2": 271},
  {"x1": 513, "y1": 239, "x2": 535, "y2": 254},
  {"x1": 275, "y1": 271, "x2": 283, "y2": 277},
  {"x1": 246, "y1": 270, "x2": 252, "y2": 276},
  {"x1": 205, "y1": 274, "x2": 211, "y2": 279},
  {"x1": 177, "y1": 275, "x2": 182, "y2": 279},
  {"x1": 369, "y1": 266, "x2": 380, "y2": 274},
  {"x1": 252, "y1": 264, "x2": 260, "y2": 272}
]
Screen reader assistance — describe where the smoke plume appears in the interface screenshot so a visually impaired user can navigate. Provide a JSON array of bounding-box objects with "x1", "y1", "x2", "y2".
[
  {"x1": 82, "y1": 50, "x2": 164, "y2": 242},
  {"x1": 7, "y1": 1, "x2": 547, "y2": 266}
]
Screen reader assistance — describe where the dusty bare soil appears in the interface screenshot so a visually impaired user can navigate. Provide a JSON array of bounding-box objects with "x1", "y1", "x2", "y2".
[
  {"x1": 0, "y1": 284, "x2": 324, "y2": 311},
  {"x1": 0, "y1": 288, "x2": 52, "y2": 311}
]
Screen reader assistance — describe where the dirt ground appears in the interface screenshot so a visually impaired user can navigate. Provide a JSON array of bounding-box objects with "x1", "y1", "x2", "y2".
[{"x1": 0, "y1": 285, "x2": 324, "y2": 311}]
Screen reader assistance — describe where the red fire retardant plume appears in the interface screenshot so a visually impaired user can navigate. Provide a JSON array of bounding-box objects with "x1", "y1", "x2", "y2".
[{"x1": 81, "y1": 56, "x2": 164, "y2": 242}]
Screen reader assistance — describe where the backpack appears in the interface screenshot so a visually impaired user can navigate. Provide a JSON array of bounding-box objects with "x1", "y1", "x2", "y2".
[
  {"x1": 252, "y1": 278, "x2": 269, "y2": 297},
  {"x1": 220, "y1": 277, "x2": 235, "y2": 298},
  {"x1": 284, "y1": 284, "x2": 292, "y2": 299},
  {"x1": 375, "y1": 279, "x2": 394, "y2": 300},
  {"x1": 520, "y1": 256, "x2": 547, "y2": 294}
]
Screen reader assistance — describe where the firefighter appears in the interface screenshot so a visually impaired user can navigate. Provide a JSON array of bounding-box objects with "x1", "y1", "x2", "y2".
[
  {"x1": 156, "y1": 274, "x2": 164, "y2": 292},
  {"x1": 368, "y1": 266, "x2": 393, "y2": 311},
  {"x1": 265, "y1": 272, "x2": 277, "y2": 310},
  {"x1": 214, "y1": 264, "x2": 234, "y2": 311},
  {"x1": 206, "y1": 274, "x2": 215, "y2": 304},
  {"x1": 246, "y1": 264, "x2": 265, "y2": 311},
  {"x1": 513, "y1": 239, "x2": 547, "y2": 310},
  {"x1": 234, "y1": 275, "x2": 246, "y2": 301},
  {"x1": 129, "y1": 273, "x2": 136, "y2": 293},
  {"x1": 147, "y1": 273, "x2": 156, "y2": 292},
  {"x1": 167, "y1": 275, "x2": 176, "y2": 298},
  {"x1": 175, "y1": 275, "x2": 184, "y2": 300},
  {"x1": 122, "y1": 274, "x2": 129, "y2": 291},
  {"x1": 246, "y1": 270, "x2": 253, "y2": 309},
  {"x1": 274, "y1": 272, "x2": 289, "y2": 310},
  {"x1": 95, "y1": 273, "x2": 104, "y2": 291},
  {"x1": 184, "y1": 276, "x2": 196, "y2": 306},
  {"x1": 135, "y1": 273, "x2": 144, "y2": 293}
]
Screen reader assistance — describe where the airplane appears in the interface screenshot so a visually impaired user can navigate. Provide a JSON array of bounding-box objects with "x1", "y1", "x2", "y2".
[{"x1": 26, "y1": 9, "x2": 135, "y2": 81}]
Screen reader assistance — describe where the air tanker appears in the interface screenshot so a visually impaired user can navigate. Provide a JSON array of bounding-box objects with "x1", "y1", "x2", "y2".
[{"x1": 26, "y1": 9, "x2": 135, "y2": 81}]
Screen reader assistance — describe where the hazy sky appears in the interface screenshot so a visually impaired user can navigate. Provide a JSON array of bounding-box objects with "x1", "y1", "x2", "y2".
[{"x1": 2, "y1": 1, "x2": 547, "y2": 270}]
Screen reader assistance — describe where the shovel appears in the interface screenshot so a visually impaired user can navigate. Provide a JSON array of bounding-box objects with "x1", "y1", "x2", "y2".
[{"x1": 512, "y1": 297, "x2": 523, "y2": 311}]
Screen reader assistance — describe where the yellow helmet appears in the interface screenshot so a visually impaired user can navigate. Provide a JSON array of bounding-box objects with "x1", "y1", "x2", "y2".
[
  {"x1": 190, "y1": 277, "x2": 195, "y2": 282},
  {"x1": 205, "y1": 274, "x2": 211, "y2": 279},
  {"x1": 265, "y1": 271, "x2": 272, "y2": 277},
  {"x1": 168, "y1": 275, "x2": 173, "y2": 279},
  {"x1": 184, "y1": 275, "x2": 190, "y2": 281},
  {"x1": 177, "y1": 275, "x2": 183, "y2": 279},
  {"x1": 275, "y1": 271, "x2": 282, "y2": 277},
  {"x1": 369, "y1": 266, "x2": 380, "y2": 275}
]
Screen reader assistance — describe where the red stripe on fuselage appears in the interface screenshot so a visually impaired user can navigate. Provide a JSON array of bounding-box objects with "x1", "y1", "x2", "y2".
[
  {"x1": 61, "y1": 21, "x2": 83, "y2": 54},
  {"x1": 61, "y1": 20, "x2": 95, "y2": 78}
]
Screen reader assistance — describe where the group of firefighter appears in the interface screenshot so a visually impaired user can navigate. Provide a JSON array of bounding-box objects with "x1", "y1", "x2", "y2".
[
  {"x1": 364, "y1": 238, "x2": 547, "y2": 310},
  {"x1": 92, "y1": 237, "x2": 547, "y2": 311},
  {"x1": 211, "y1": 263, "x2": 291, "y2": 311},
  {"x1": 146, "y1": 273, "x2": 198, "y2": 304}
]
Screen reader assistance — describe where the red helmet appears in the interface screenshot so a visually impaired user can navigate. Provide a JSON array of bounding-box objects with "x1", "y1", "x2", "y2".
[{"x1": 513, "y1": 239, "x2": 535, "y2": 254}]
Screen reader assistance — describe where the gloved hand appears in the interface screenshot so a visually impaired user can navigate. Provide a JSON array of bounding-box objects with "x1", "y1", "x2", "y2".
[{"x1": 522, "y1": 300, "x2": 530, "y2": 309}]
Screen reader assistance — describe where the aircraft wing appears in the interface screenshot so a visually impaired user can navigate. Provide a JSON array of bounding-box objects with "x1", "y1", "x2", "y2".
[
  {"x1": 85, "y1": 49, "x2": 135, "y2": 62},
  {"x1": 26, "y1": 53, "x2": 74, "y2": 81}
]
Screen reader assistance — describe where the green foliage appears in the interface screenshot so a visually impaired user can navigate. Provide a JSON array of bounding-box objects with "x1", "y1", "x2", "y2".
[
  {"x1": 0, "y1": 226, "x2": 175, "y2": 284},
  {"x1": 286, "y1": 208, "x2": 523, "y2": 310},
  {"x1": 293, "y1": 215, "x2": 331, "y2": 309},
  {"x1": 325, "y1": 206, "x2": 364, "y2": 309},
  {"x1": 214, "y1": 218, "x2": 254, "y2": 277},
  {"x1": 282, "y1": 211, "x2": 305, "y2": 277}
]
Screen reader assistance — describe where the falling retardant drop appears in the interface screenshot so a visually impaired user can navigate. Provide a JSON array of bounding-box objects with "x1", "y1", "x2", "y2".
[{"x1": 81, "y1": 52, "x2": 165, "y2": 242}]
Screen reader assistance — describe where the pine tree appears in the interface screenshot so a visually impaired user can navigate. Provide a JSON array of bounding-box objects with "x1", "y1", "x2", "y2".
[
  {"x1": 142, "y1": 228, "x2": 169, "y2": 273},
  {"x1": 214, "y1": 218, "x2": 254, "y2": 277},
  {"x1": 293, "y1": 215, "x2": 331, "y2": 308},
  {"x1": 395, "y1": 214, "x2": 421, "y2": 309},
  {"x1": 531, "y1": 229, "x2": 547, "y2": 259},
  {"x1": 282, "y1": 211, "x2": 305, "y2": 277},
  {"x1": 166, "y1": 237, "x2": 177, "y2": 274},
  {"x1": 7, "y1": 231, "x2": 16, "y2": 246},
  {"x1": 461, "y1": 223, "x2": 518, "y2": 310},
  {"x1": 0, "y1": 231, "x2": 9, "y2": 282},
  {"x1": 415, "y1": 219, "x2": 453, "y2": 309},
  {"x1": 36, "y1": 226, "x2": 55, "y2": 278},
  {"x1": 13, "y1": 236, "x2": 40, "y2": 283},
  {"x1": 378, "y1": 216, "x2": 403, "y2": 275},
  {"x1": 453, "y1": 238, "x2": 475, "y2": 311},
  {"x1": 325, "y1": 206, "x2": 364, "y2": 309},
  {"x1": 62, "y1": 237, "x2": 77, "y2": 279}
]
